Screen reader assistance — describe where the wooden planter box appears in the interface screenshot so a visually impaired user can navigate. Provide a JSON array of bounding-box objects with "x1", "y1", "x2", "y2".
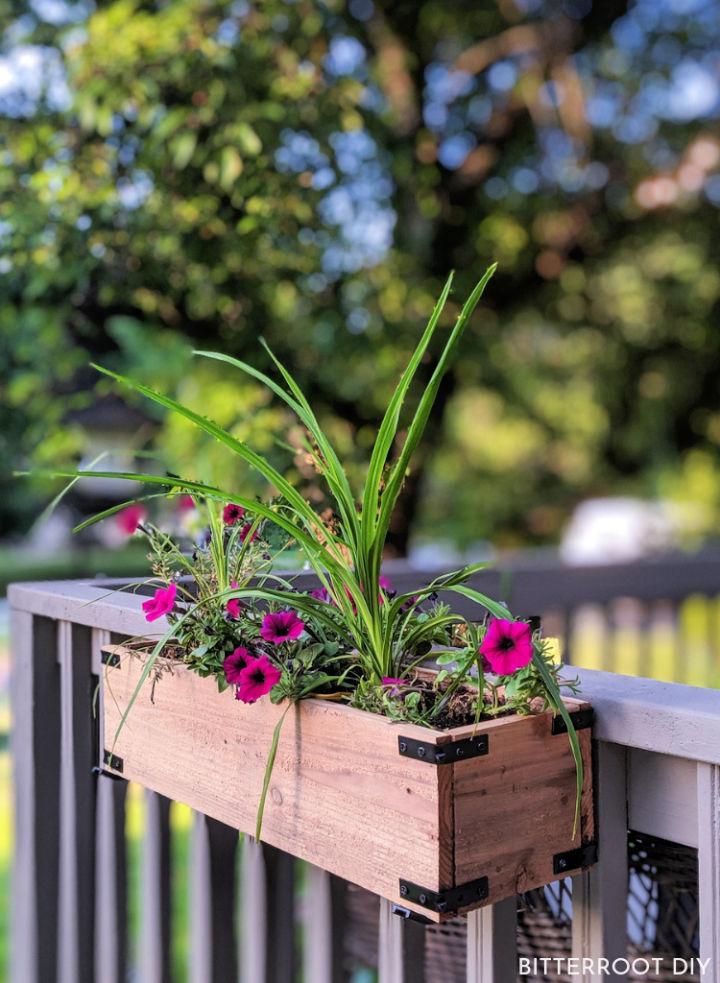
[{"x1": 101, "y1": 644, "x2": 596, "y2": 922}]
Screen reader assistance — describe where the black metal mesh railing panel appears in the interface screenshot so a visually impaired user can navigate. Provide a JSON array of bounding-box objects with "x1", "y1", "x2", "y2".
[{"x1": 340, "y1": 831, "x2": 699, "y2": 982}]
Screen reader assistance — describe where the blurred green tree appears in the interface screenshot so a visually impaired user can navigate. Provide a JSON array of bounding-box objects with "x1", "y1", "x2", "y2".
[{"x1": 3, "y1": 0, "x2": 720, "y2": 550}]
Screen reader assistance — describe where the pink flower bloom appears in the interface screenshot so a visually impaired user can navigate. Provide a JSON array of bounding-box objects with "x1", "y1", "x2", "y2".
[
  {"x1": 223, "y1": 503, "x2": 245, "y2": 526},
  {"x1": 142, "y1": 583, "x2": 177, "y2": 623},
  {"x1": 236, "y1": 654, "x2": 281, "y2": 704},
  {"x1": 177, "y1": 494, "x2": 195, "y2": 512},
  {"x1": 239, "y1": 521, "x2": 257, "y2": 543},
  {"x1": 260, "y1": 610, "x2": 305, "y2": 644},
  {"x1": 381, "y1": 676, "x2": 405, "y2": 697},
  {"x1": 116, "y1": 503, "x2": 147, "y2": 535},
  {"x1": 224, "y1": 646, "x2": 252, "y2": 684},
  {"x1": 378, "y1": 573, "x2": 395, "y2": 605},
  {"x1": 479, "y1": 618, "x2": 533, "y2": 675},
  {"x1": 225, "y1": 581, "x2": 243, "y2": 620},
  {"x1": 310, "y1": 587, "x2": 332, "y2": 603}
]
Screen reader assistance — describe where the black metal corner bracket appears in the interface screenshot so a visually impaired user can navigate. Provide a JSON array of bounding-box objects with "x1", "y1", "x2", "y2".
[
  {"x1": 398, "y1": 875, "x2": 489, "y2": 915},
  {"x1": 398, "y1": 733, "x2": 489, "y2": 764},
  {"x1": 101, "y1": 649, "x2": 121, "y2": 668},
  {"x1": 103, "y1": 749, "x2": 124, "y2": 773},
  {"x1": 551, "y1": 706, "x2": 594, "y2": 735},
  {"x1": 553, "y1": 841, "x2": 598, "y2": 875}
]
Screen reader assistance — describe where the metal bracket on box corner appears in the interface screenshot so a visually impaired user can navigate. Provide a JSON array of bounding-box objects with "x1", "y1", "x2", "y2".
[
  {"x1": 551, "y1": 706, "x2": 594, "y2": 735},
  {"x1": 397, "y1": 733, "x2": 488, "y2": 764},
  {"x1": 101, "y1": 649, "x2": 121, "y2": 668},
  {"x1": 102, "y1": 749, "x2": 124, "y2": 774},
  {"x1": 553, "y1": 841, "x2": 598, "y2": 875},
  {"x1": 398, "y1": 876, "x2": 489, "y2": 915}
]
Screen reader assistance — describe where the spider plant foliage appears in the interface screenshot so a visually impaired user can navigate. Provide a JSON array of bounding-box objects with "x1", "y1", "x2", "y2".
[
  {"x1": 49, "y1": 266, "x2": 502, "y2": 678},
  {"x1": 23, "y1": 265, "x2": 586, "y2": 836}
]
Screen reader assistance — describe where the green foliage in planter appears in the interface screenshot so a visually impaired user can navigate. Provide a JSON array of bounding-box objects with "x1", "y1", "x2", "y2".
[{"x1": 23, "y1": 270, "x2": 585, "y2": 834}]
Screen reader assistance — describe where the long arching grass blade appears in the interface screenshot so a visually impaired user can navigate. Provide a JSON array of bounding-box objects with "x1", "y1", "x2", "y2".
[{"x1": 374, "y1": 265, "x2": 497, "y2": 556}]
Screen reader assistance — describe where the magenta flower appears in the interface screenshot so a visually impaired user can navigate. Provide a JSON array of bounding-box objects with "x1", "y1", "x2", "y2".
[
  {"x1": 381, "y1": 676, "x2": 405, "y2": 697},
  {"x1": 239, "y1": 521, "x2": 257, "y2": 543},
  {"x1": 379, "y1": 574, "x2": 393, "y2": 592},
  {"x1": 479, "y1": 618, "x2": 533, "y2": 675},
  {"x1": 225, "y1": 581, "x2": 243, "y2": 620},
  {"x1": 310, "y1": 587, "x2": 332, "y2": 603},
  {"x1": 223, "y1": 503, "x2": 245, "y2": 526},
  {"x1": 223, "y1": 646, "x2": 252, "y2": 684},
  {"x1": 117, "y1": 503, "x2": 147, "y2": 535},
  {"x1": 177, "y1": 495, "x2": 195, "y2": 512},
  {"x1": 141, "y1": 583, "x2": 177, "y2": 623},
  {"x1": 236, "y1": 654, "x2": 281, "y2": 704},
  {"x1": 260, "y1": 610, "x2": 305, "y2": 644}
]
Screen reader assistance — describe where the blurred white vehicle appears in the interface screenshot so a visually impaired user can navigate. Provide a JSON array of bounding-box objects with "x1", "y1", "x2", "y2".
[{"x1": 560, "y1": 497, "x2": 681, "y2": 565}]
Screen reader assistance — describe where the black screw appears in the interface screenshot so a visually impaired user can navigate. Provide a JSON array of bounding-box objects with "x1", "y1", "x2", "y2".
[
  {"x1": 437, "y1": 900, "x2": 448, "y2": 913},
  {"x1": 456, "y1": 747, "x2": 464, "y2": 757},
  {"x1": 400, "y1": 884, "x2": 408, "y2": 897},
  {"x1": 419, "y1": 893, "x2": 427, "y2": 904},
  {"x1": 557, "y1": 858, "x2": 568, "y2": 871},
  {"x1": 435, "y1": 751, "x2": 446, "y2": 763},
  {"x1": 399, "y1": 741, "x2": 407, "y2": 753},
  {"x1": 417, "y1": 746, "x2": 426, "y2": 758}
]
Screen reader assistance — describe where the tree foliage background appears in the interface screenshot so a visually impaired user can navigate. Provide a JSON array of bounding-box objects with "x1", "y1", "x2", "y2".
[{"x1": 2, "y1": 0, "x2": 720, "y2": 552}]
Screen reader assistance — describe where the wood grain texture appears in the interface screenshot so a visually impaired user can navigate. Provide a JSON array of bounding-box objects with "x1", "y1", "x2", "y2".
[
  {"x1": 102, "y1": 644, "x2": 595, "y2": 921},
  {"x1": 452, "y1": 704, "x2": 594, "y2": 906}
]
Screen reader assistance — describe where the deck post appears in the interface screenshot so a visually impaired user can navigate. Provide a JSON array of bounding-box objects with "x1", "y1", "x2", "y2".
[
  {"x1": 571, "y1": 741, "x2": 628, "y2": 982},
  {"x1": 698, "y1": 763, "x2": 720, "y2": 982},
  {"x1": 466, "y1": 898, "x2": 517, "y2": 982},
  {"x1": 377, "y1": 899, "x2": 425, "y2": 983}
]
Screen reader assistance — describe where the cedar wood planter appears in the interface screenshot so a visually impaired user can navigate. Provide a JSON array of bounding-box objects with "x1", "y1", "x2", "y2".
[{"x1": 101, "y1": 643, "x2": 596, "y2": 923}]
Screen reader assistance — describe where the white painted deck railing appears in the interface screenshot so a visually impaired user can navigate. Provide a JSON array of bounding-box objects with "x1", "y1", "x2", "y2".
[{"x1": 8, "y1": 574, "x2": 720, "y2": 982}]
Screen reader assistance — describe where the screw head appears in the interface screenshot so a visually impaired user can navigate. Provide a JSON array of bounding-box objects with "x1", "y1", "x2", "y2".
[
  {"x1": 557, "y1": 857, "x2": 568, "y2": 871},
  {"x1": 400, "y1": 884, "x2": 408, "y2": 896},
  {"x1": 399, "y1": 741, "x2": 407, "y2": 753},
  {"x1": 418, "y1": 893, "x2": 427, "y2": 904},
  {"x1": 435, "y1": 751, "x2": 446, "y2": 763},
  {"x1": 417, "y1": 746, "x2": 426, "y2": 758},
  {"x1": 456, "y1": 747, "x2": 464, "y2": 757}
]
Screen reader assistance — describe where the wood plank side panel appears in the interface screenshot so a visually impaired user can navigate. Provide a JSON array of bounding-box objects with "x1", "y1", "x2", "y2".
[
  {"x1": 103, "y1": 651, "x2": 445, "y2": 914},
  {"x1": 453, "y1": 711, "x2": 594, "y2": 905},
  {"x1": 10, "y1": 611, "x2": 62, "y2": 983}
]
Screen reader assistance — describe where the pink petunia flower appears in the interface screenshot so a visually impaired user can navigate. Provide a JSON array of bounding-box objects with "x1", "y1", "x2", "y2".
[
  {"x1": 224, "y1": 646, "x2": 252, "y2": 684},
  {"x1": 236, "y1": 654, "x2": 281, "y2": 704},
  {"x1": 479, "y1": 618, "x2": 533, "y2": 675},
  {"x1": 260, "y1": 610, "x2": 305, "y2": 644},
  {"x1": 223, "y1": 503, "x2": 245, "y2": 526},
  {"x1": 225, "y1": 581, "x2": 243, "y2": 620},
  {"x1": 141, "y1": 583, "x2": 177, "y2": 623},
  {"x1": 117, "y1": 503, "x2": 147, "y2": 535},
  {"x1": 177, "y1": 495, "x2": 195, "y2": 512},
  {"x1": 378, "y1": 573, "x2": 394, "y2": 605},
  {"x1": 310, "y1": 587, "x2": 332, "y2": 603},
  {"x1": 239, "y1": 521, "x2": 257, "y2": 543},
  {"x1": 381, "y1": 676, "x2": 405, "y2": 697}
]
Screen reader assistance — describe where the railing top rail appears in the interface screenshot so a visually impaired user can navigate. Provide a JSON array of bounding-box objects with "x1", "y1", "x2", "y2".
[
  {"x1": 9, "y1": 575, "x2": 720, "y2": 767},
  {"x1": 576, "y1": 667, "x2": 720, "y2": 766}
]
